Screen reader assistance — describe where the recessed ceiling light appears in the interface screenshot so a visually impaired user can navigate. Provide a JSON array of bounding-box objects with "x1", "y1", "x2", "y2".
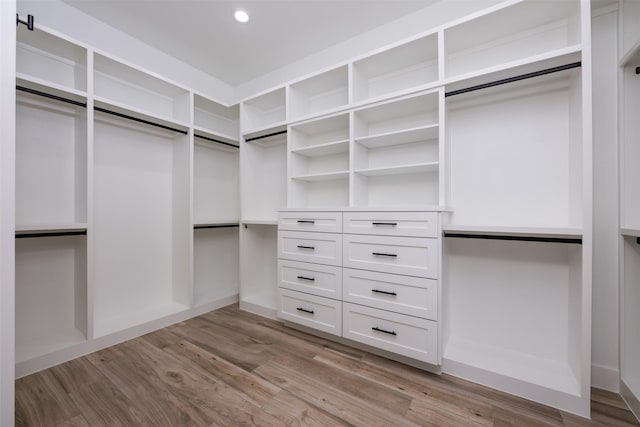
[{"x1": 234, "y1": 10, "x2": 249, "y2": 23}]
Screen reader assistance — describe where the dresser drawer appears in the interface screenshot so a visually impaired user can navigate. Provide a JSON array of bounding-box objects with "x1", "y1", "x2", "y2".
[
  {"x1": 278, "y1": 289, "x2": 342, "y2": 336},
  {"x1": 278, "y1": 260, "x2": 342, "y2": 299},
  {"x1": 278, "y1": 231, "x2": 342, "y2": 266},
  {"x1": 343, "y1": 303, "x2": 437, "y2": 364},
  {"x1": 278, "y1": 211, "x2": 342, "y2": 233},
  {"x1": 343, "y1": 269, "x2": 437, "y2": 320},
  {"x1": 343, "y1": 212, "x2": 438, "y2": 238},
  {"x1": 343, "y1": 234, "x2": 438, "y2": 278}
]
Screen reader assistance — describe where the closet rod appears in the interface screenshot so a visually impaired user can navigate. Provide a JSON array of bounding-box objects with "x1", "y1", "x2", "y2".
[
  {"x1": 94, "y1": 107, "x2": 188, "y2": 135},
  {"x1": 194, "y1": 134, "x2": 239, "y2": 149},
  {"x1": 194, "y1": 224, "x2": 240, "y2": 230},
  {"x1": 16, "y1": 230, "x2": 87, "y2": 239},
  {"x1": 244, "y1": 129, "x2": 287, "y2": 143},
  {"x1": 16, "y1": 85, "x2": 87, "y2": 108},
  {"x1": 444, "y1": 233, "x2": 582, "y2": 244},
  {"x1": 445, "y1": 62, "x2": 582, "y2": 98}
]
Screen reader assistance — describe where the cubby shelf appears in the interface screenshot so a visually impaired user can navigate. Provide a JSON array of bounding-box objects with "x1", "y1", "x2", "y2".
[
  {"x1": 355, "y1": 125, "x2": 438, "y2": 149},
  {"x1": 355, "y1": 162, "x2": 438, "y2": 177},
  {"x1": 241, "y1": 88, "x2": 287, "y2": 135},
  {"x1": 291, "y1": 171, "x2": 349, "y2": 182},
  {"x1": 289, "y1": 65, "x2": 349, "y2": 121},
  {"x1": 194, "y1": 94, "x2": 239, "y2": 141},
  {"x1": 291, "y1": 140, "x2": 349, "y2": 157}
]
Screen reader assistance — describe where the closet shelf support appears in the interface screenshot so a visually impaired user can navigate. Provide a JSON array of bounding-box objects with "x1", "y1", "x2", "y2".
[{"x1": 16, "y1": 14, "x2": 34, "y2": 31}]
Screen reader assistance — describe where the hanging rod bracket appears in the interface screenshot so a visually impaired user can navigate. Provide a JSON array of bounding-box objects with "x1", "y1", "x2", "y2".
[
  {"x1": 636, "y1": 237, "x2": 640, "y2": 245},
  {"x1": 16, "y1": 14, "x2": 34, "y2": 31},
  {"x1": 636, "y1": 66, "x2": 640, "y2": 75}
]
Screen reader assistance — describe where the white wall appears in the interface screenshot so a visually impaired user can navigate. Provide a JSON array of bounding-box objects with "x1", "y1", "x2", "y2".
[
  {"x1": 16, "y1": 0, "x2": 235, "y2": 105},
  {"x1": 1, "y1": 0, "x2": 16, "y2": 425},
  {"x1": 591, "y1": 5, "x2": 620, "y2": 392},
  {"x1": 234, "y1": 0, "x2": 503, "y2": 101}
]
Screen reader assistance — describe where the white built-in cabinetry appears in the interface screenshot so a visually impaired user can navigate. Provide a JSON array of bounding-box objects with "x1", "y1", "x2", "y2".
[
  {"x1": 14, "y1": 22, "x2": 239, "y2": 377},
  {"x1": 619, "y1": 0, "x2": 640, "y2": 419},
  {"x1": 238, "y1": 0, "x2": 593, "y2": 417},
  {"x1": 14, "y1": 0, "x2": 595, "y2": 419}
]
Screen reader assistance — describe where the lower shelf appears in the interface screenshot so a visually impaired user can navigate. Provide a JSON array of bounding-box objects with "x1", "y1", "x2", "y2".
[
  {"x1": 443, "y1": 337, "x2": 580, "y2": 396},
  {"x1": 240, "y1": 293, "x2": 278, "y2": 318},
  {"x1": 94, "y1": 302, "x2": 189, "y2": 338}
]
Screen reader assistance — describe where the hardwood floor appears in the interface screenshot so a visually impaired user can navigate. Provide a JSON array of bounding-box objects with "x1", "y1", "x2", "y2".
[{"x1": 15, "y1": 304, "x2": 640, "y2": 426}]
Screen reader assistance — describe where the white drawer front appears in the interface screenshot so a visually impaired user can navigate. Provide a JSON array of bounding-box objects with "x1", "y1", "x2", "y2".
[
  {"x1": 343, "y1": 269, "x2": 438, "y2": 320},
  {"x1": 343, "y1": 234, "x2": 438, "y2": 278},
  {"x1": 278, "y1": 231, "x2": 342, "y2": 266},
  {"x1": 343, "y1": 303, "x2": 437, "y2": 364},
  {"x1": 278, "y1": 289, "x2": 342, "y2": 336},
  {"x1": 343, "y1": 212, "x2": 438, "y2": 238},
  {"x1": 278, "y1": 212, "x2": 342, "y2": 233},
  {"x1": 278, "y1": 260, "x2": 342, "y2": 299}
]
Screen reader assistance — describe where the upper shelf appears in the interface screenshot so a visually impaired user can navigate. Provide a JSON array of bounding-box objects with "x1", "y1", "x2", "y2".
[
  {"x1": 288, "y1": 65, "x2": 349, "y2": 122},
  {"x1": 17, "y1": 24, "x2": 87, "y2": 93},
  {"x1": 444, "y1": 0, "x2": 582, "y2": 80},
  {"x1": 194, "y1": 94, "x2": 239, "y2": 142},
  {"x1": 94, "y1": 52, "x2": 190, "y2": 124},
  {"x1": 241, "y1": 87, "x2": 286, "y2": 135},
  {"x1": 443, "y1": 224, "x2": 583, "y2": 240}
]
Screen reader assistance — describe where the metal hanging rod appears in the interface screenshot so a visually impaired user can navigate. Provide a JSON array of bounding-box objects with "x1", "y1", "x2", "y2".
[
  {"x1": 445, "y1": 62, "x2": 582, "y2": 98},
  {"x1": 444, "y1": 232, "x2": 582, "y2": 244},
  {"x1": 194, "y1": 134, "x2": 239, "y2": 149},
  {"x1": 16, "y1": 14, "x2": 34, "y2": 31},
  {"x1": 244, "y1": 129, "x2": 287, "y2": 143},
  {"x1": 94, "y1": 107, "x2": 188, "y2": 135},
  {"x1": 194, "y1": 224, "x2": 240, "y2": 230},
  {"x1": 16, "y1": 230, "x2": 86, "y2": 239},
  {"x1": 16, "y1": 85, "x2": 87, "y2": 108}
]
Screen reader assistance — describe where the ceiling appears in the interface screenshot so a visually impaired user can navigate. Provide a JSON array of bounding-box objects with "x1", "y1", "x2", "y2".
[{"x1": 62, "y1": 0, "x2": 439, "y2": 87}]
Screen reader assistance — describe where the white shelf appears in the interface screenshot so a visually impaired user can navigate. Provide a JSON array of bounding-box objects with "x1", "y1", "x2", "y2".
[
  {"x1": 289, "y1": 65, "x2": 349, "y2": 121},
  {"x1": 194, "y1": 221, "x2": 240, "y2": 228},
  {"x1": 355, "y1": 162, "x2": 438, "y2": 177},
  {"x1": 241, "y1": 88, "x2": 286, "y2": 134},
  {"x1": 354, "y1": 91, "x2": 439, "y2": 138},
  {"x1": 94, "y1": 52, "x2": 190, "y2": 123},
  {"x1": 94, "y1": 96, "x2": 190, "y2": 133},
  {"x1": 444, "y1": 337, "x2": 581, "y2": 396},
  {"x1": 16, "y1": 73, "x2": 87, "y2": 104},
  {"x1": 291, "y1": 140, "x2": 349, "y2": 157},
  {"x1": 243, "y1": 124, "x2": 288, "y2": 145},
  {"x1": 94, "y1": 302, "x2": 189, "y2": 338},
  {"x1": 444, "y1": 224, "x2": 583, "y2": 240},
  {"x1": 444, "y1": 0, "x2": 582, "y2": 79},
  {"x1": 194, "y1": 126, "x2": 239, "y2": 148},
  {"x1": 241, "y1": 220, "x2": 278, "y2": 225},
  {"x1": 353, "y1": 33, "x2": 439, "y2": 104},
  {"x1": 17, "y1": 24, "x2": 87, "y2": 92},
  {"x1": 622, "y1": 228, "x2": 640, "y2": 238},
  {"x1": 291, "y1": 171, "x2": 349, "y2": 182},
  {"x1": 194, "y1": 94, "x2": 239, "y2": 140},
  {"x1": 289, "y1": 113, "x2": 349, "y2": 150},
  {"x1": 355, "y1": 125, "x2": 438, "y2": 149},
  {"x1": 16, "y1": 223, "x2": 88, "y2": 235},
  {"x1": 194, "y1": 226, "x2": 239, "y2": 307}
]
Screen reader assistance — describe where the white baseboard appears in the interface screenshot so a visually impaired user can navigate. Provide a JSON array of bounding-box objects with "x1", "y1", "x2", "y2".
[{"x1": 592, "y1": 364, "x2": 620, "y2": 392}]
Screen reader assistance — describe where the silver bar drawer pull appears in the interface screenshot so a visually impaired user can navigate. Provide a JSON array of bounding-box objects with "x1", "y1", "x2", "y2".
[
  {"x1": 297, "y1": 245, "x2": 315, "y2": 250},
  {"x1": 372, "y1": 252, "x2": 397, "y2": 257},
  {"x1": 371, "y1": 289, "x2": 397, "y2": 296},
  {"x1": 296, "y1": 307, "x2": 314, "y2": 315},
  {"x1": 372, "y1": 222, "x2": 397, "y2": 226},
  {"x1": 297, "y1": 220, "x2": 315, "y2": 224},
  {"x1": 372, "y1": 326, "x2": 397, "y2": 336},
  {"x1": 297, "y1": 276, "x2": 315, "y2": 281}
]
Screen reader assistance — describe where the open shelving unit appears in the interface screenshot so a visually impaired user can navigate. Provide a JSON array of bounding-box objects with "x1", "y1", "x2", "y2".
[
  {"x1": 353, "y1": 33, "x2": 439, "y2": 104},
  {"x1": 239, "y1": 223, "x2": 278, "y2": 318},
  {"x1": 352, "y1": 90, "x2": 441, "y2": 207},
  {"x1": 444, "y1": 0, "x2": 582, "y2": 80},
  {"x1": 289, "y1": 65, "x2": 349, "y2": 122}
]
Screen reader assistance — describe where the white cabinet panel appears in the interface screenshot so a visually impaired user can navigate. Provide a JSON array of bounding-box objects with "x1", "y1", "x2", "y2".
[
  {"x1": 343, "y1": 234, "x2": 438, "y2": 278},
  {"x1": 343, "y1": 211, "x2": 438, "y2": 238},
  {"x1": 343, "y1": 302, "x2": 437, "y2": 364},
  {"x1": 278, "y1": 211, "x2": 342, "y2": 233},
  {"x1": 278, "y1": 230, "x2": 342, "y2": 266},
  {"x1": 343, "y1": 268, "x2": 437, "y2": 320},
  {"x1": 278, "y1": 259, "x2": 342, "y2": 300},
  {"x1": 279, "y1": 288, "x2": 342, "y2": 336}
]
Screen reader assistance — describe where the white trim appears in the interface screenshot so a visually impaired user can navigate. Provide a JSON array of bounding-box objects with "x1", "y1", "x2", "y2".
[{"x1": 592, "y1": 364, "x2": 620, "y2": 392}]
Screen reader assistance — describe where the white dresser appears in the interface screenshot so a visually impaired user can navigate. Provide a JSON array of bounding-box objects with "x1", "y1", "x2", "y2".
[{"x1": 277, "y1": 210, "x2": 441, "y2": 365}]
